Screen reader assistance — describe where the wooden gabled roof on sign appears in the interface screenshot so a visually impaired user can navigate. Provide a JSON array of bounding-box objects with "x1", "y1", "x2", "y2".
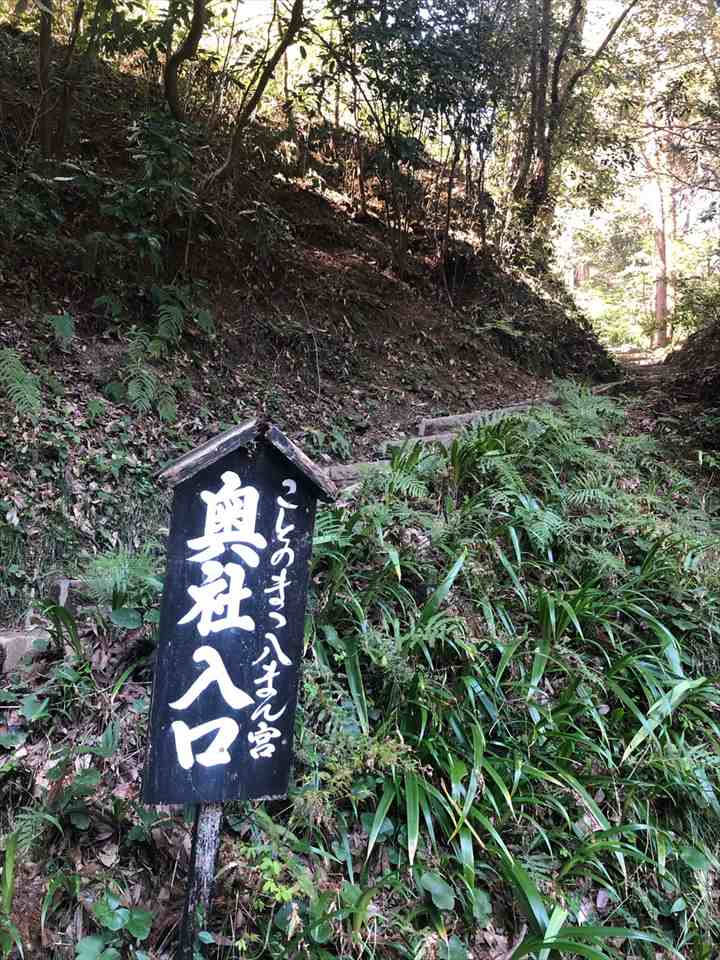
[{"x1": 158, "y1": 419, "x2": 336, "y2": 501}]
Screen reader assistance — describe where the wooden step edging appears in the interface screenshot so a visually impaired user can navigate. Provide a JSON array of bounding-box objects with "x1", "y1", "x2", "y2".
[
  {"x1": 418, "y1": 397, "x2": 554, "y2": 437},
  {"x1": 326, "y1": 379, "x2": 630, "y2": 488}
]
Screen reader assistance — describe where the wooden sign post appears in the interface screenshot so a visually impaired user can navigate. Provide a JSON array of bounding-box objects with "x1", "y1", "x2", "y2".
[{"x1": 141, "y1": 420, "x2": 335, "y2": 958}]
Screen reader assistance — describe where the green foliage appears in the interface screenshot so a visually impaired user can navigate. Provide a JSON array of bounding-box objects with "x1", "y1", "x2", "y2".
[
  {"x1": 240, "y1": 201, "x2": 295, "y2": 262},
  {"x1": 148, "y1": 284, "x2": 216, "y2": 355},
  {"x1": 0, "y1": 349, "x2": 41, "y2": 417},
  {"x1": 0, "y1": 111, "x2": 204, "y2": 290},
  {"x1": 292, "y1": 383, "x2": 720, "y2": 957},
  {"x1": 0, "y1": 832, "x2": 21, "y2": 959},
  {"x1": 83, "y1": 546, "x2": 162, "y2": 623},
  {"x1": 123, "y1": 330, "x2": 178, "y2": 421},
  {"x1": 46, "y1": 312, "x2": 76, "y2": 350},
  {"x1": 74, "y1": 890, "x2": 153, "y2": 959},
  {"x1": 1, "y1": 377, "x2": 719, "y2": 955},
  {"x1": 675, "y1": 275, "x2": 720, "y2": 334}
]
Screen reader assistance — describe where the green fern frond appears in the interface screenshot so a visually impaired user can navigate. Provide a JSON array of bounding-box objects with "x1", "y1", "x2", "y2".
[
  {"x1": 514, "y1": 504, "x2": 567, "y2": 550},
  {"x1": 45, "y1": 312, "x2": 75, "y2": 349},
  {"x1": 127, "y1": 330, "x2": 151, "y2": 364},
  {"x1": 126, "y1": 362, "x2": 156, "y2": 413},
  {"x1": 388, "y1": 472, "x2": 428, "y2": 498},
  {"x1": 84, "y1": 547, "x2": 160, "y2": 605},
  {"x1": 194, "y1": 308, "x2": 216, "y2": 337},
  {"x1": 156, "y1": 302, "x2": 184, "y2": 346},
  {"x1": 384, "y1": 441, "x2": 431, "y2": 498},
  {"x1": 156, "y1": 383, "x2": 177, "y2": 422},
  {"x1": 0, "y1": 348, "x2": 41, "y2": 417},
  {"x1": 14, "y1": 806, "x2": 62, "y2": 854},
  {"x1": 563, "y1": 471, "x2": 617, "y2": 511}
]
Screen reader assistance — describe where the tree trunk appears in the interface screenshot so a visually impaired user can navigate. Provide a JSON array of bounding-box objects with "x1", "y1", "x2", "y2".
[
  {"x1": 511, "y1": 0, "x2": 540, "y2": 203},
  {"x1": 441, "y1": 140, "x2": 461, "y2": 262},
  {"x1": 355, "y1": 135, "x2": 368, "y2": 216},
  {"x1": 164, "y1": 0, "x2": 207, "y2": 121},
  {"x1": 651, "y1": 174, "x2": 670, "y2": 348},
  {"x1": 514, "y1": 0, "x2": 641, "y2": 228},
  {"x1": 202, "y1": 0, "x2": 303, "y2": 187},
  {"x1": 53, "y1": 0, "x2": 85, "y2": 157},
  {"x1": 38, "y1": 0, "x2": 53, "y2": 158}
]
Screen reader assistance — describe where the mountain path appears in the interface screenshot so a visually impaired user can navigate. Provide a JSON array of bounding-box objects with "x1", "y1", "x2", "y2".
[{"x1": 326, "y1": 374, "x2": 632, "y2": 488}]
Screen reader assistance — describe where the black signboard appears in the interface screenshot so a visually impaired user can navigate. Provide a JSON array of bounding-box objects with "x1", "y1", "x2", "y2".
[{"x1": 142, "y1": 422, "x2": 334, "y2": 805}]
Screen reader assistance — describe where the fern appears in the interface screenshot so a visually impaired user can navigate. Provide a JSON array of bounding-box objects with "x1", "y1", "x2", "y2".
[
  {"x1": 127, "y1": 329, "x2": 151, "y2": 364},
  {"x1": 194, "y1": 308, "x2": 216, "y2": 337},
  {"x1": 84, "y1": 547, "x2": 160, "y2": 606},
  {"x1": 45, "y1": 312, "x2": 75, "y2": 350},
  {"x1": 383, "y1": 442, "x2": 432, "y2": 498},
  {"x1": 156, "y1": 382, "x2": 177, "y2": 422},
  {"x1": 0, "y1": 349, "x2": 41, "y2": 417},
  {"x1": 155, "y1": 302, "x2": 184, "y2": 351},
  {"x1": 563, "y1": 472, "x2": 616, "y2": 511},
  {"x1": 387, "y1": 471, "x2": 428, "y2": 498},
  {"x1": 513, "y1": 503, "x2": 567, "y2": 550},
  {"x1": 14, "y1": 806, "x2": 62, "y2": 854},
  {"x1": 126, "y1": 362, "x2": 156, "y2": 413},
  {"x1": 122, "y1": 330, "x2": 178, "y2": 419}
]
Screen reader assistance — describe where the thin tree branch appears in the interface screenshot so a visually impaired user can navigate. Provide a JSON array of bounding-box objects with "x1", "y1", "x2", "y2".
[
  {"x1": 203, "y1": 0, "x2": 304, "y2": 186},
  {"x1": 550, "y1": 0, "x2": 583, "y2": 111},
  {"x1": 558, "y1": 0, "x2": 642, "y2": 116}
]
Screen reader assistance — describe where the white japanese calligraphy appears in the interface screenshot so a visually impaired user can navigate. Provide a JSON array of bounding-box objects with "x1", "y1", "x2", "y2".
[
  {"x1": 171, "y1": 717, "x2": 239, "y2": 769},
  {"x1": 179, "y1": 560, "x2": 254, "y2": 635},
  {"x1": 254, "y1": 659, "x2": 280, "y2": 699},
  {"x1": 169, "y1": 646, "x2": 254, "y2": 711},
  {"x1": 251, "y1": 701, "x2": 288, "y2": 723},
  {"x1": 273, "y1": 508, "x2": 295, "y2": 544},
  {"x1": 248, "y1": 721, "x2": 283, "y2": 759},
  {"x1": 264, "y1": 567, "x2": 292, "y2": 608},
  {"x1": 187, "y1": 472, "x2": 267, "y2": 566},
  {"x1": 252, "y1": 632, "x2": 292, "y2": 667},
  {"x1": 248, "y1": 477, "x2": 298, "y2": 762}
]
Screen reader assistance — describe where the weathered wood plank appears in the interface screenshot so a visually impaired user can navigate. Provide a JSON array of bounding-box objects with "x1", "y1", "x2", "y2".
[
  {"x1": 380, "y1": 432, "x2": 458, "y2": 455},
  {"x1": 159, "y1": 420, "x2": 260, "y2": 487},
  {"x1": 419, "y1": 399, "x2": 552, "y2": 437},
  {"x1": 327, "y1": 460, "x2": 390, "y2": 483},
  {"x1": 418, "y1": 382, "x2": 626, "y2": 437},
  {"x1": 267, "y1": 425, "x2": 336, "y2": 501},
  {"x1": 177, "y1": 803, "x2": 223, "y2": 960},
  {"x1": 158, "y1": 420, "x2": 336, "y2": 501}
]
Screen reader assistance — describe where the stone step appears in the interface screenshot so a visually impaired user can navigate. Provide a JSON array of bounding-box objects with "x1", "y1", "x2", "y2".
[{"x1": 0, "y1": 629, "x2": 49, "y2": 673}]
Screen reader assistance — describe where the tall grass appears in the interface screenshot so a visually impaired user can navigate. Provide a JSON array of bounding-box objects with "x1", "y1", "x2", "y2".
[{"x1": 289, "y1": 384, "x2": 720, "y2": 959}]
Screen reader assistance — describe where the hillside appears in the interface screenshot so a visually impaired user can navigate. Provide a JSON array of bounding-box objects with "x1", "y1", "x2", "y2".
[
  {"x1": 0, "y1": 25, "x2": 613, "y2": 435},
  {"x1": 0, "y1": 21, "x2": 623, "y2": 623}
]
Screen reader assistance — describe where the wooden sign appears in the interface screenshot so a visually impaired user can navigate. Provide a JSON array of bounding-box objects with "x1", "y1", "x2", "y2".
[{"x1": 142, "y1": 421, "x2": 335, "y2": 806}]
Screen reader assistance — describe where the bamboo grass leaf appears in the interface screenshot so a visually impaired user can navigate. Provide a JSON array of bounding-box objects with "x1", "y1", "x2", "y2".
[
  {"x1": 419, "y1": 549, "x2": 467, "y2": 627},
  {"x1": 366, "y1": 780, "x2": 396, "y2": 862},
  {"x1": 622, "y1": 678, "x2": 707, "y2": 763},
  {"x1": 405, "y1": 771, "x2": 420, "y2": 866}
]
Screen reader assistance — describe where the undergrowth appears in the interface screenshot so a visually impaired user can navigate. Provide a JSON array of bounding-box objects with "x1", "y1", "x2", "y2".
[{"x1": 1, "y1": 384, "x2": 719, "y2": 959}]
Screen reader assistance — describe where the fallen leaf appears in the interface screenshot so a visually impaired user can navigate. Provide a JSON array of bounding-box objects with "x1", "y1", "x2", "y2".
[{"x1": 97, "y1": 843, "x2": 118, "y2": 867}]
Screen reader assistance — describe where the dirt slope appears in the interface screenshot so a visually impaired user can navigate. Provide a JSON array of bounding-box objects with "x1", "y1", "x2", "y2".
[{"x1": 0, "y1": 21, "x2": 619, "y2": 622}]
